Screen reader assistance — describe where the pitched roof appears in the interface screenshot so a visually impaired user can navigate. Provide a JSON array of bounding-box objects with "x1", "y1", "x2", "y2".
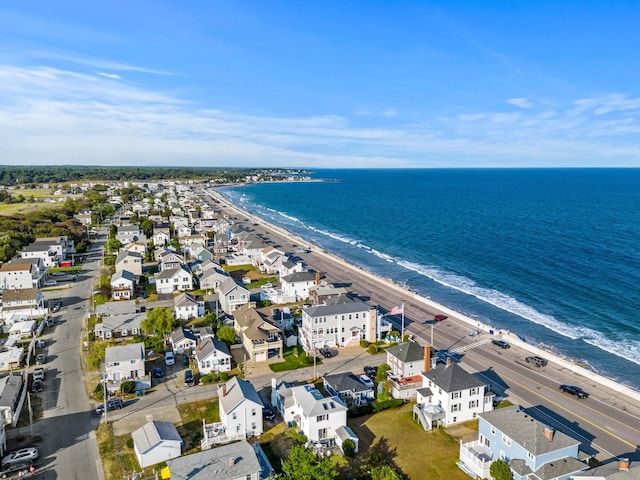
[
  {"x1": 96, "y1": 300, "x2": 137, "y2": 316},
  {"x1": 304, "y1": 300, "x2": 372, "y2": 317},
  {"x1": 219, "y1": 376, "x2": 262, "y2": 413},
  {"x1": 292, "y1": 384, "x2": 347, "y2": 417},
  {"x1": 115, "y1": 250, "x2": 143, "y2": 263},
  {"x1": 282, "y1": 271, "x2": 317, "y2": 283},
  {"x1": 479, "y1": 406, "x2": 581, "y2": 456},
  {"x1": 2, "y1": 288, "x2": 39, "y2": 302},
  {"x1": 195, "y1": 337, "x2": 231, "y2": 361},
  {"x1": 105, "y1": 342, "x2": 145, "y2": 363},
  {"x1": 156, "y1": 264, "x2": 191, "y2": 280},
  {"x1": 98, "y1": 313, "x2": 145, "y2": 332},
  {"x1": 174, "y1": 292, "x2": 199, "y2": 308},
  {"x1": 0, "y1": 262, "x2": 31, "y2": 272},
  {"x1": 132, "y1": 420, "x2": 182, "y2": 454},
  {"x1": 422, "y1": 362, "x2": 485, "y2": 392},
  {"x1": 386, "y1": 341, "x2": 425, "y2": 363},
  {"x1": 323, "y1": 372, "x2": 372, "y2": 394}
]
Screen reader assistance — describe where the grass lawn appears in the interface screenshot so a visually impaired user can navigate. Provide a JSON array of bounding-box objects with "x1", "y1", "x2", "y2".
[
  {"x1": 96, "y1": 423, "x2": 145, "y2": 480},
  {"x1": 176, "y1": 399, "x2": 220, "y2": 454},
  {"x1": 269, "y1": 346, "x2": 321, "y2": 372},
  {"x1": 345, "y1": 403, "x2": 473, "y2": 480}
]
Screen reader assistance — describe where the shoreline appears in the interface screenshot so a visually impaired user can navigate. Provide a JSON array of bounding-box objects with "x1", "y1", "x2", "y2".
[{"x1": 208, "y1": 187, "x2": 640, "y2": 401}]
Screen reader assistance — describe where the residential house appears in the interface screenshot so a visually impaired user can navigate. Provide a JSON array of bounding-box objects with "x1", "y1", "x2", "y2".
[
  {"x1": 386, "y1": 341, "x2": 427, "y2": 378},
  {"x1": 173, "y1": 292, "x2": 204, "y2": 320},
  {"x1": 176, "y1": 225, "x2": 192, "y2": 237},
  {"x1": 217, "y1": 277, "x2": 250, "y2": 314},
  {"x1": 323, "y1": 372, "x2": 375, "y2": 406},
  {"x1": 74, "y1": 210, "x2": 93, "y2": 226},
  {"x1": 413, "y1": 353, "x2": 494, "y2": 431},
  {"x1": 572, "y1": 459, "x2": 640, "y2": 480},
  {"x1": 235, "y1": 233, "x2": 266, "y2": 264},
  {"x1": 0, "y1": 348, "x2": 24, "y2": 372},
  {"x1": 105, "y1": 342, "x2": 145, "y2": 382},
  {"x1": 271, "y1": 380, "x2": 354, "y2": 450},
  {"x1": 178, "y1": 234, "x2": 207, "y2": 258},
  {"x1": 218, "y1": 377, "x2": 264, "y2": 437},
  {"x1": 199, "y1": 267, "x2": 230, "y2": 292},
  {"x1": 0, "y1": 261, "x2": 42, "y2": 290},
  {"x1": 0, "y1": 288, "x2": 46, "y2": 320},
  {"x1": 299, "y1": 297, "x2": 377, "y2": 352},
  {"x1": 192, "y1": 246, "x2": 214, "y2": 263},
  {"x1": 0, "y1": 375, "x2": 23, "y2": 427},
  {"x1": 194, "y1": 337, "x2": 232, "y2": 374},
  {"x1": 308, "y1": 282, "x2": 349, "y2": 306},
  {"x1": 20, "y1": 242, "x2": 57, "y2": 267},
  {"x1": 33, "y1": 236, "x2": 74, "y2": 263},
  {"x1": 258, "y1": 246, "x2": 287, "y2": 275},
  {"x1": 123, "y1": 241, "x2": 147, "y2": 257},
  {"x1": 157, "y1": 249, "x2": 185, "y2": 271},
  {"x1": 132, "y1": 420, "x2": 183, "y2": 468},
  {"x1": 169, "y1": 326, "x2": 198, "y2": 354},
  {"x1": 169, "y1": 215, "x2": 189, "y2": 230},
  {"x1": 116, "y1": 225, "x2": 145, "y2": 246},
  {"x1": 96, "y1": 299, "x2": 137, "y2": 317},
  {"x1": 110, "y1": 270, "x2": 138, "y2": 301},
  {"x1": 94, "y1": 312, "x2": 145, "y2": 339},
  {"x1": 278, "y1": 257, "x2": 306, "y2": 279},
  {"x1": 166, "y1": 440, "x2": 265, "y2": 480},
  {"x1": 213, "y1": 230, "x2": 232, "y2": 254},
  {"x1": 459, "y1": 405, "x2": 586, "y2": 480},
  {"x1": 8, "y1": 320, "x2": 37, "y2": 339},
  {"x1": 115, "y1": 250, "x2": 143, "y2": 276},
  {"x1": 233, "y1": 303, "x2": 283, "y2": 363},
  {"x1": 281, "y1": 271, "x2": 318, "y2": 301},
  {"x1": 152, "y1": 222, "x2": 171, "y2": 247},
  {"x1": 154, "y1": 265, "x2": 193, "y2": 295}
]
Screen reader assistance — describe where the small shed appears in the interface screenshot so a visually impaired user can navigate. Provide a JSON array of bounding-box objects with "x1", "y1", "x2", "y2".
[
  {"x1": 132, "y1": 420, "x2": 183, "y2": 468},
  {"x1": 8, "y1": 320, "x2": 37, "y2": 339}
]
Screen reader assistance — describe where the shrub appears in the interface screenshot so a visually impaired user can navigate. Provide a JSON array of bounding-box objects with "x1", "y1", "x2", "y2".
[
  {"x1": 360, "y1": 339, "x2": 370, "y2": 348},
  {"x1": 92, "y1": 382, "x2": 104, "y2": 401},
  {"x1": 126, "y1": 438, "x2": 134, "y2": 449},
  {"x1": 367, "y1": 344, "x2": 379, "y2": 355},
  {"x1": 342, "y1": 439, "x2": 356, "y2": 457},
  {"x1": 349, "y1": 403, "x2": 375, "y2": 417},
  {"x1": 120, "y1": 380, "x2": 137, "y2": 395},
  {"x1": 219, "y1": 372, "x2": 229, "y2": 382},
  {"x1": 200, "y1": 373, "x2": 219, "y2": 384},
  {"x1": 373, "y1": 398, "x2": 404, "y2": 412}
]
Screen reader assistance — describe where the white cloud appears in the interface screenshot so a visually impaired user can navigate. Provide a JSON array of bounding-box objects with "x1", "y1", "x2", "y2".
[
  {"x1": 97, "y1": 72, "x2": 122, "y2": 80},
  {"x1": 505, "y1": 97, "x2": 533, "y2": 109}
]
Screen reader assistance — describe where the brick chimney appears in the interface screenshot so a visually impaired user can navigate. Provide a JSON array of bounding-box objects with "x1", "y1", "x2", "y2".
[
  {"x1": 423, "y1": 345, "x2": 431, "y2": 372},
  {"x1": 221, "y1": 383, "x2": 227, "y2": 397},
  {"x1": 446, "y1": 356, "x2": 452, "y2": 366},
  {"x1": 315, "y1": 272, "x2": 320, "y2": 285},
  {"x1": 619, "y1": 458, "x2": 630, "y2": 471},
  {"x1": 544, "y1": 426, "x2": 554, "y2": 442},
  {"x1": 229, "y1": 457, "x2": 236, "y2": 467}
]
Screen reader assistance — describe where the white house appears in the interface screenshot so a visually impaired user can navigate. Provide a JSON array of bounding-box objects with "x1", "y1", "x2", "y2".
[
  {"x1": 0, "y1": 376, "x2": 24, "y2": 427},
  {"x1": 323, "y1": 372, "x2": 375, "y2": 406},
  {"x1": 413, "y1": 357, "x2": 494, "y2": 431},
  {"x1": 281, "y1": 271, "x2": 318, "y2": 301},
  {"x1": 299, "y1": 297, "x2": 377, "y2": 352},
  {"x1": 154, "y1": 265, "x2": 193, "y2": 295},
  {"x1": 116, "y1": 225, "x2": 145, "y2": 245},
  {"x1": 105, "y1": 342, "x2": 145, "y2": 382},
  {"x1": 194, "y1": 337, "x2": 232, "y2": 374},
  {"x1": 218, "y1": 377, "x2": 264, "y2": 437},
  {"x1": 386, "y1": 341, "x2": 427, "y2": 378},
  {"x1": 271, "y1": 380, "x2": 350, "y2": 448},
  {"x1": 1, "y1": 288, "x2": 45, "y2": 319},
  {"x1": 153, "y1": 231, "x2": 170, "y2": 247},
  {"x1": 157, "y1": 249, "x2": 185, "y2": 271},
  {"x1": 0, "y1": 260, "x2": 42, "y2": 290},
  {"x1": 110, "y1": 270, "x2": 138, "y2": 301},
  {"x1": 132, "y1": 420, "x2": 183, "y2": 468},
  {"x1": 94, "y1": 312, "x2": 145, "y2": 340},
  {"x1": 173, "y1": 292, "x2": 204, "y2": 320},
  {"x1": 217, "y1": 277, "x2": 250, "y2": 314}
]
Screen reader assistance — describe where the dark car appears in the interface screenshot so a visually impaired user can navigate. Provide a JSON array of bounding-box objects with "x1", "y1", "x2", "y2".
[
  {"x1": 96, "y1": 398, "x2": 123, "y2": 415},
  {"x1": 184, "y1": 369, "x2": 195, "y2": 387},
  {"x1": 364, "y1": 365, "x2": 378, "y2": 379},
  {"x1": 31, "y1": 380, "x2": 43, "y2": 393},
  {"x1": 153, "y1": 367, "x2": 165, "y2": 378},
  {"x1": 35, "y1": 354, "x2": 46, "y2": 365},
  {"x1": 263, "y1": 405, "x2": 276, "y2": 421},
  {"x1": 560, "y1": 384, "x2": 589, "y2": 399},
  {"x1": 434, "y1": 314, "x2": 448, "y2": 321},
  {"x1": 491, "y1": 339, "x2": 511, "y2": 349},
  {"x1": 526, "y1": 356, "x2": 548, "y2": 367},
  {"x1": 319, "y1": 348, "x2": 333, "y2": 358}
]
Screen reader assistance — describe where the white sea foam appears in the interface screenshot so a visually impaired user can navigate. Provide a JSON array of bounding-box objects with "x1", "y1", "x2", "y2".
[
  {"x1": 396, "y1": 259, "x2": 640, "y2": 366},
  {"x1": 278, "y1": 211, "x2": 300, "y2": 223},
  {"x1": 307, "y1": 225, "x2": 358, "y2": 245}
]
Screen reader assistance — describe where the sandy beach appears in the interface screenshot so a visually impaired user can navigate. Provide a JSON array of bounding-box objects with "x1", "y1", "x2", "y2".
[{"x1": 206, "y1": 186, "x2": 640, "y2": 404}]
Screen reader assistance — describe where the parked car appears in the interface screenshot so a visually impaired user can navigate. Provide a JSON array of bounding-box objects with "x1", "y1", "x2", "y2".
[
  {"x1": 526, "y1": 356, "x2": 548, "y2": 367},
  {"x1": 359, "y1": 374, "x2": 375, "y2": 388},
  {"x1": 434, "y1": 314, "x2": 448, "y2": 321},
  {"x1": 31, "y1": 380, "x2": 43, "y2": 393},
  {"x1": 184, "y1": 369, "x2": 195, "y2": 387},
  {"x1": 35, "y1": 339, "x2": 46, "y2": 348},
  {"x1": 43, "y1": 280, "x2": 57, "y2": 287},
  {"x1": 364, "y1": 366, "x2": 377, "y2": 379},
  {"x1": 560, "y1": 384, "x2": 589, "y2": 399},
  {"x1": 0, "y1": 461, "x2": 30, "y2": 478},
  {"x1": 32, "y1": 368, "x2": 45, "y2": 382},
  {"x1": 491, "y1": 339, "x2": 511, "y2": 349},
  {"x1": 1, "y1": 447, "x2": 39, "y2": 466},
  {"x1": 35, "y1": 354, "x2": 46, "y2": 365},
  {"x1": 319, "y1": 348, "x2": 333, "y2": 358},
  {"x1": 164, "y1": 351, "x2": 175, "y2": 366},
  {"x1": 96, "y1": 398, "x2": 124, "y2": 415},
  {"x1": 263, "y1": 405, "x2": 276, "y2": 421},
  {"x1": 153, "y1": 367, "x2": 165, "y2": 378}
]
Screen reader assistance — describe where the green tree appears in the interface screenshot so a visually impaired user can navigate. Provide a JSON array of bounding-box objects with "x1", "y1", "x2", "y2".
[
  {"x1": 490, "y1": 459, "x2": 513, "y2": 480},
  {"x1": 105, "y1": 238, "x2": 122, "y2": 253},
  {"x1": 140, "y1": 218, "x2": 154, "y2": 237},
  {"x1": 141, "y1": 307, "x2": 174, "y2": 337},
  {"x1": 281, "y1": 444, "x2": 339, "y2": 480},
  {"x1": 216, "y1": 325, "x2": 237, "y2": 345},
  {"x1": 370, "y1": 465, "x2": 403, "y2": 480},
  {"x1": 375, "y1": 363, "x2": 390, "y2": 383},
  {"x1": 341, "y1": 439, "x2": 356, "y2": 458}
]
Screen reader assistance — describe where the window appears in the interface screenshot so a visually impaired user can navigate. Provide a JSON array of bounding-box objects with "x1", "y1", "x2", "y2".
[
  {"x1": 469, "y1": 400, "x2": 478, "y2": 408},
  {"x1": 470, "y1": 387, "x2": 479, "y2": 395},
  {"x1": 528, "y1": 452, "x2": 534, "y2": 461},
  {"x1": 451, "y1": 391, "x2": 460, "y2": 399},
  {"x1": 491, "y1": 426, "x2": 496, "y2": 435},
  {"x1": 233, "y1": 412, "x2": 237, "y2": 420},
  {"x1": 501, "y1": 434, "x2": 511, "y2": 447},
  {"x1": 252, "y1": 409, "x2": 256, "y2": 416},
  {"x1": 451, "y1": 403, "x2": 461, "y2": 412},
  {"x1": 316, "y1": 414, "x2": 328, "y2": 422}
]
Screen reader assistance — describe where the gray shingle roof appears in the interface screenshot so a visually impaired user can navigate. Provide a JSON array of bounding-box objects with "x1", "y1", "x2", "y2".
[
  {"x1": 479, "y1": 405, "x2": 581, "y2": 456},
  {"x1": 195, "y1": 337, "x2": 231, "y2": 361},
  {"x1": 323, "y1": 372, "x2": 372, "y2": 394},
  {"x1": 131, "y1": 420, "x2": 182, "y2": 454},
  {"x1": 422, "y1": 362, "x2": 485, "y2": 392},
  {"x1": 577, "y1": 461, "x2": 640, "y2": 479},
  {"x1": 304, "y1": 300, "x2": 372, "y2": 317},
  {"x1": 166, "y1": 440, "x2": 261, "y2": 480},
  {"x1": 386, "y1": 341, "x2": 425, "y2": 363},
  {"x1": 292, "y1": 384, "x2": 347, "y2": 417},
  {"x1": 282, "y1": 271, "x2": 317, "y2": 283},
  {"x1": 96, "y1": 300, "x2": 137, "y2": 316},
  {"x1": 105, "y1": 342, "x2": 144, "y2": 363},
  {"x1": 219, "y1": 377, "x2": 263, "y2": 413}
]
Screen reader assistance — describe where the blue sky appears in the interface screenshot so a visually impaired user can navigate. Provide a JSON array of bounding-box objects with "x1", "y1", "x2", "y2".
[{"x1": 1, "y1": 1, "x2": 640, "y2": 168}]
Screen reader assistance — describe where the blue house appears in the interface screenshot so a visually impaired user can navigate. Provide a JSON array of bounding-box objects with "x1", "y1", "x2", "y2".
[{"x1": 459, "y1": 405, "x2": 588, "y2": 480}]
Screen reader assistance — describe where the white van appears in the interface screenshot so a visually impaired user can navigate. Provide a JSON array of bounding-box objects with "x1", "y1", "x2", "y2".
[
  {"x1": 44, "y1": 280, "x2": 57, "y2": 287},
  {"x1": 164, "y1": 351, "x2": 175, "y2": 366}
]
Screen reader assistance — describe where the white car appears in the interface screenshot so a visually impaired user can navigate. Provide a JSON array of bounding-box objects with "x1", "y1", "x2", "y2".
[
  {"x1": 359, "y1": 374, "x2": 375, "y2": 388},
  {"x1": 164, "y1": 351, "x2": 175, "y2": 366},
  {"x1": 1, "y1": 447, "x2": 39, "y2": 466},
  {"x1": 33, "y1": 368, "x2": 45, "y2": 381}
]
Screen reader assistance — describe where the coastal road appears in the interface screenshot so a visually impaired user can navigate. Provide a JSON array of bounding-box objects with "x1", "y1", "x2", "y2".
[{"x1": 207, "y1": 188, "x2": 640, "y2": 462}]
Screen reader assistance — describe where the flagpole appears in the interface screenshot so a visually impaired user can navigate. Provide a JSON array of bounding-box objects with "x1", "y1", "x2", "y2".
[{"x1": 401, "y1": 303, "x2": 405, "y2": 343}]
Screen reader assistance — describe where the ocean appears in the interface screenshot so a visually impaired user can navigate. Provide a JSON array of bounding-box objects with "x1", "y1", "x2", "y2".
[{"x1": 219, "y1": 169, "x2": 640, "y2": 390}]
